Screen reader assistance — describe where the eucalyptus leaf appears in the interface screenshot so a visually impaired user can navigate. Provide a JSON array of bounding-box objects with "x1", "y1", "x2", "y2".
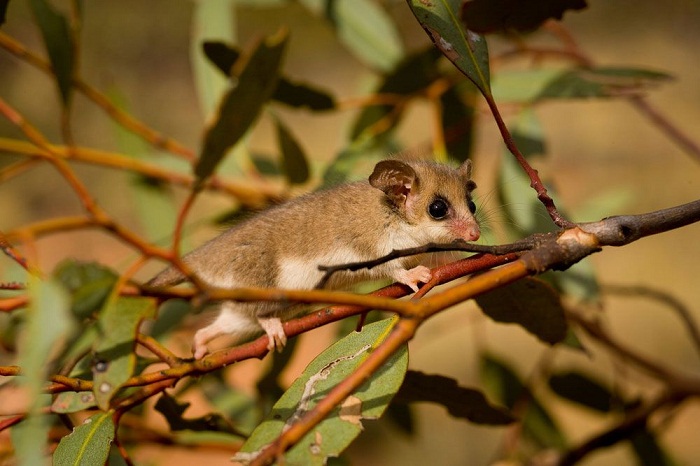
[
  {"x1": 53, "y1": 412, "x2": 115, "y2": 466},
  {"x1": 28, "y1": 0, "x2": 75, "y2": 105},
  {"x1": 461, "y1": 0, "x2": 587, "y2": 34},
  {"x1": 92, "y1": 297, "x2": 156, "y2": 410},
  {"x1": 195, "y1": 30, "x2": 288, "y2": 183},
  {"x1": 407, "y1": 0, "x2": 491, "y2": 95},
  {"x1": 273, "y1": 116, "x2": 310, "y2": 185},
  {"x1": 236, "y1": 317, "x2": 408, "y2": 465}
]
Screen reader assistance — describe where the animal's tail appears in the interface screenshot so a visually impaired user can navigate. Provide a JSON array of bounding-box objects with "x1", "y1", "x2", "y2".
[{"x1": 146, "y1": 266, "x2": 187, "y2": 288}]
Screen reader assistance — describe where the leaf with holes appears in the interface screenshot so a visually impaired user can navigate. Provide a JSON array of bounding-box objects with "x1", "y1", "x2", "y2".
[
  {"x1": 407, "y1": 0, "x2": 491, "y2": 95},
  {"x1": 92, "y1": 297, "x2": 156, "y2": 410},
  {"x1": 235, "y1": 317, "x2": 408, "y2": 465}
]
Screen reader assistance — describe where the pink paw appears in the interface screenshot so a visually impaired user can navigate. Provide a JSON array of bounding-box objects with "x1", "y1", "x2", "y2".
[
  {"x1": 394, "y1": 265, "x2": 432, "y2": 292},
  {"x1": 258, "y1": 317, "x2": 287, "y2": 353}
]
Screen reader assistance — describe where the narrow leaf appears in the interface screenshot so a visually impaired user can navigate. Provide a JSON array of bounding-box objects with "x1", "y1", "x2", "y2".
[
  {"x1": 395, "y1": 371, "x2": 514, "y2": 425},
  {"x1": 461, "y1": 0, "x2": 587, "y2": 34},
  {"x1": 274, "y1": 116, "x2": 310, "y2": 185},
  {"x1": 190, "y1": 0, "x2": 236, "y2": 119},
  {"x1": 92, "y1": 297, "x2": 156, "y2": 410},
  {"x1": 548, "y1": 371, "x2": 617, "y2": 413},
  {"x1": 407, "y1": 0, "x2": 491, "y2": 95},
  {"x1": 538, "y1": 67, "x2": 673, "y2": 100},
  {"x1": 236, "y1": 318, "x2": 408, "y2": 465},
  {"x1": 14, "y1": 277, "x2": 74, "y2": 466},
  {"x1": 0, "y1": 0, "x2": 9, "y2": 25},
  {"x1": 300, "y1": 0, "x2": 404, "y2": 71},
  {"x1": 28, "y1": 0, "x2": 75, "y2": 105},
  {"x1": 53, "y1": 412, "x2": 115, "y2": 466},
  {"x1": 204, "y1": 41, "x2": 335, "y2": 110},
  {"x1": 475, "y1": 278, "x2": 568, "y2": 345},
  {"x1": 195, "y1": 29, "x2": 289, "y2": 183}
]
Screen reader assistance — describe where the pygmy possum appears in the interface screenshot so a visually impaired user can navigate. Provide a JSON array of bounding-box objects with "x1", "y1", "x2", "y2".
[{"x1": 148, "y1": 159, "x2": 480, "y2": 359}]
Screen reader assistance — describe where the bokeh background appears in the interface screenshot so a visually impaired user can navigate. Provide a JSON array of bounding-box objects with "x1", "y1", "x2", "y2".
[{"x1": 1, "y1": 1, "x2": 699, "y2": 465}]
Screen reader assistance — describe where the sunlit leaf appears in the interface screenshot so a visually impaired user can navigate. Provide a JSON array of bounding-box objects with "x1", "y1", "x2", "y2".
[
  {"x1": 407, "y1": 0, "x2": 491, "y2": 95},
  {"x1": 92, "y1": 297, "x2": 156, "y2": 410},
  {"x1": 475, "y1": 278, "x2": 568, "y2": 345},
  {"x1": 14, "y1": 277, "x2": 74, "y2": 466},
  {"x1": 195, "y1": 30, "x2": 288, "y2": 183},
  {"x1": 273, "y1": 116, "x2": 310, "y2": 185},
  {"x1": 481, "y1": 354, "x2": 567, "y2": 449},
  {"x1": 28, "y1": 0, "x2": 75, "y2": 105},
  {"x1": 53, "y1": 412, "x2": 115, "y2": 466},
  {"x1": 395, "y1": 371, "x2": 514, "y2": 425},
  {"x1": 190, "y1": 0, "x2": 236, "y2": 119},
  {"x1": 299, "y1": 0, "x2": 404, "y2": 71},
  {"x1": 461, "y1": 0, "x2": 587, "y2": 34},
  {"x1": 236, "y1": 318, "x2": 408, "y2": 465}
]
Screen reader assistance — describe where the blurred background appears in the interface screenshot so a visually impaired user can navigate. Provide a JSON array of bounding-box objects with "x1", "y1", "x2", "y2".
[{"x1": 1, "y1": 0, "x2": 699, "y2": 465}]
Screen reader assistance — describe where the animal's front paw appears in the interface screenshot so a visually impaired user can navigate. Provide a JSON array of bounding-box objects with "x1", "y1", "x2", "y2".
[
  {"x1": 258, "y1": 316, "x2": 287, "y2": 353},
  {"x1": 394, "y1": 265, "x2": 432, "y2": 292},
  {"x1": 193, "y1": 328, "x2": 213, "y2": 359}
]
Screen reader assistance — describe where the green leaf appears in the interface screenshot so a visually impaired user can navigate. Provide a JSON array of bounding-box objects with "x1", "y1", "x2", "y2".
[
  {"x1": 538, "y1": 67, "x2": 673, "y2": 100},
  {"x1": 272, "y1": 78, "x2": 336, "y2": 111},
  {"x1": 14, "y1": 277, "x2": 74, "y2": 466},
  {"x1": 548, "y1": 371, "x2": 618, "y2": 413},
  {"x1": 299, "y1": 0, "x2": 404, "y2": 71},
  {"x1": 203, "y1": 41, "x2": 336, "y2": 110},
  {"x1": 461, "y1": 0, "x2": 587, "y2": 34},
  {"x1": 475, "y1": 278, "x2": 568, "y2": 345},
  {"x1": 92, "y1": 297, "x2": 156, "y2": 410},
  {"x1": 53, "y1": 261, "x2": 118, "y2": 319},
  {"x1": 481, "y1": 354, "x2": 567, "y2": 449},
  {"x1": 195, "y1": 29, "x2": 289, "y2": 183},
  {"x1": 407, "y1": 0, "x2": 491, "y2": 95},
  {"x1": 53, "y1": 412, "x2": 115, "y2": 466},
  {"x1": 190, "y1": 0, "x2": 237, "y2": 119},
  {"x1": 273, "y1": 116, "x2": 310, "y2": 185},
  {"x1": 491, "y1": 69, "x2": 563, "y2": 103},
  {"x1": 28, "y1": 0, "x2": 75, "y2": 106},
  {"x1": 155, "y1": 392, "x2": 240, "y2": 434},
  {"x1": 52, "y1": 391, "x2": 97, "y2": 414},
  {"x1": 236, "y1": 317, "x2": 408, "y2": 465},
  {"x1": 350, "y1": 46, "x2": 442, "y2": 142},
  {"x1": 395, "y1": 371, "x2": 514, "y2": 425},
  {"x1": 511, "y1": 107, "x2": 547, "y2": 158},
  {"x1": 150, "y1": 299, "x2": 192, "y2": 339},
  {"x1": 321, "y1": 140, "x2": 391, "y2": 188}
]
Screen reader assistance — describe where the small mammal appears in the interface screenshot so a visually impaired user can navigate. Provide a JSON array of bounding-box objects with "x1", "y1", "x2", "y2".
[{"x1": 148, "y1": 159, "x2": 480, "y2": 358}]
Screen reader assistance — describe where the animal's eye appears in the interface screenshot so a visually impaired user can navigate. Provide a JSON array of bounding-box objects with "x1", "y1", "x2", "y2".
[
  {"x1": 428, "y1": 198, "x2": 449, "y2": 219},
  {"x1": 468, "y1": 199, "x2": 477, "y2": 214}
]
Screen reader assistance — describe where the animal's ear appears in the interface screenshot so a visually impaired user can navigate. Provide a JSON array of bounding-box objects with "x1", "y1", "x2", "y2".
[
  {"x1": 458, "y1": 159, "x2": 472, "y2": 179},
  {"x1": 458, "y1": 159, "x2": 477, "y2": 192},
  {"x1": 369, "y1": 160, "x2": 418, "y2": 206}
]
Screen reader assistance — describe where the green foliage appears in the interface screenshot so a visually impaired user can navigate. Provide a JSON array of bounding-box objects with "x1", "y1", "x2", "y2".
[
  {"x1": 53, "y1": 412, "x2": 115, "y2": 466},
  {"x1": 236, "y1": 318, "x2": 408, "y2": 465},
  {"x1": 0, "y1": 1, "x2": 693, "y2": 465}
]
